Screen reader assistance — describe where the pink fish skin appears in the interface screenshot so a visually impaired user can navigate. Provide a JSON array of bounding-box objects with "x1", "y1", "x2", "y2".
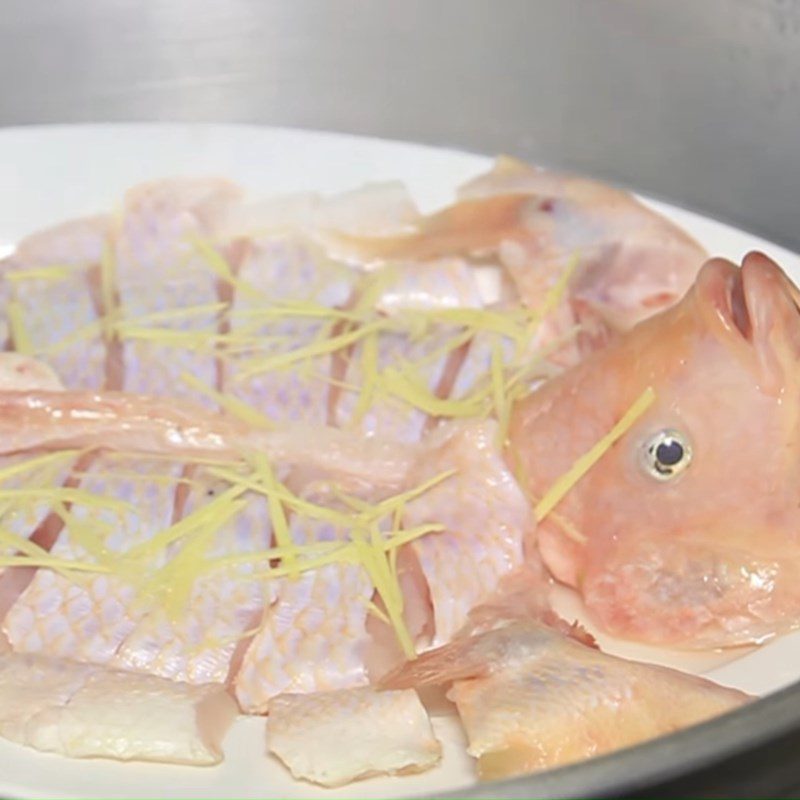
[
  {"x1": 510, "y1": 252, "x2": 800, "y2": 648},
  {"x1": 458, "y1": 157, "x2": 708, "y2": 333},
  {"x1": 111, "y1": 177, "x2": 244, "y2": 406},
  {"x1": 382, "y1": 620, "x2": 749, "y2": 780},
  {"x1": 327, "y1": 157, "x2": 706, "y2": 356},
  {"x1": 1, "y1": 216, "x2": 112, "y2": 390}
]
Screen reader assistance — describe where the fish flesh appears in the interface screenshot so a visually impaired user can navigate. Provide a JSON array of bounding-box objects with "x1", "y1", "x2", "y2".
[
  {"x1": 267, "y1": 686, "x2": 441, "y2": 786},
  {"x1": 0, "y1": 651, "x2": 236, "y2": 764},
  {"x1": 4, "y1": 454, "x2": 186, "y2": 664},
  {"x1": 384, "y1": 620, "x2": 750, "y2": 780},
  {"x1": 235, "y1": 560, "x2": 374, "y2": 711},
  {"x1": 401, "y1": 420, "x2": 531, "y2": 646},
  {"x1": 114, "y1": 465, "x2": 275, "y2": 685},
  {"x1": 1, "y1": 215, "x2": 111, "y2": 389},
  {"x1": 112, "y1": 178, "x2": 244, "y2": 405}
]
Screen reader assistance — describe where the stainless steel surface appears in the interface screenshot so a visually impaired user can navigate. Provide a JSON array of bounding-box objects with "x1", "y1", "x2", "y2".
[
  {"x1": 0, "y1": 0, "x2": 798, "y2": 250},
  {"x1": 1, "y1": 2, "x2": 800, "y2": 797}
]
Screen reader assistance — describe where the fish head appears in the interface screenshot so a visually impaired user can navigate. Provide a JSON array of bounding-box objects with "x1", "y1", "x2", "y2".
[{"x1": 509, "y1": 252, "x2": 800, "y2": 647}]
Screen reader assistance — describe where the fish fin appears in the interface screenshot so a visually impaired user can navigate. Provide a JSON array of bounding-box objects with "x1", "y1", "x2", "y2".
[
  {"x1": 456, "y1": 156, "x2": 538, "y2": 199},
  {"x1": 324, "y1": 194, "x2": 530, "y2": 263},
  {"x1": 379, "y1": 633, "x2": 493, "y2": 690},
  {"x1": 381, "y1": 559, "x2": 597, "y2": 690}
]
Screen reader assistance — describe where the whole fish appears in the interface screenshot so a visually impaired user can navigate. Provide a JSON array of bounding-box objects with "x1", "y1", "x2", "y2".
[
  {"x1": 0, "y1": 167, "x2": 780, "y2": 785},
  {"x1": 3, "y1": 254, "x2": 795, "y2": 654}
]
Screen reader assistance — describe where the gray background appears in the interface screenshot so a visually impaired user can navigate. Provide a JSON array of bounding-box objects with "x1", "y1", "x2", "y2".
[
  {"x1": 0, "y1": 2, "x2": 799, "y2": 796},
  {"x1": 0, "y1": 0, "x2": 797, "y2": 249}
]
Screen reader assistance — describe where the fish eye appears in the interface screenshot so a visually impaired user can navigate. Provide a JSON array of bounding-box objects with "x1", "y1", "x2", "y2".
[{"x1": 640, "y1": 430, "x2": 692, "y2": 481}]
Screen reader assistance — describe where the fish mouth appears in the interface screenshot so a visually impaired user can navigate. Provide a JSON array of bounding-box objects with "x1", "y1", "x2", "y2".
[
  {"x1": 699, "y1": 251, "x2": 800, "y2": 344},
  {"x1": 699, "y1": 257, "x2": 753, "y2": 341}
]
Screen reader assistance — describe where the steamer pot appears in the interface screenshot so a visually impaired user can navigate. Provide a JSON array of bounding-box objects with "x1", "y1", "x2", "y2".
[{"x1": 1, "y1": 2, "x2": 799, "y2": 795}]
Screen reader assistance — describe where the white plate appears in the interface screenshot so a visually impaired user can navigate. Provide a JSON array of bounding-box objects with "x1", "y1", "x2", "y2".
[{"x1": 0, "y1": 123, "x2": 799, "y2": 800}]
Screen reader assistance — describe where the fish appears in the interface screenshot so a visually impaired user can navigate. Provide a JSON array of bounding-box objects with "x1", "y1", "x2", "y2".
[
  {"x1": 0, "y1": 390, "x2": 527, "y2": 714},
  {"x1": 5, "y1": 248, "x2": 800, "y2": 661},
  {"x1": 326, "y1": 156, "x2": 707, "y2": 355},
  {"x1": 0, "y1": 651, "x2": 237, "y2": 764},
  {"x1": 5, "y1": 247, "x2": 800, "y2": 661},
  {"x1": 400, "y1": 420, "x2": 531, "y2": 646},
  {"x1": 267, "y1": 686, "x2": 441, "y2": 786},
  {"x1": 0, "y1": 355, "x2": 76, "y2": 620},
  {"x1": 0, "y1": 389, "x2": 423, "y2": 489},
  {"x1": 383, "y1": 620, "x2": 750, "y2": 780},
  {"x1": 510, "y1": 251, "x2": 800, "y2": 647},
  {"x1": 0, "y1": 164, "x2": 704, "y2": 431},
  {"x1": 113, "y1": 466, "x2": 276, "y2": 685},
  {"x1": 2, "y1": 449, "x2": 291, "y2": 690},
  {"x1": 0, "y1": 167, "x2": 781, "y2": 783},
  {"x1": 235, "y1": 509, "x2": 375, "y2": 712},
  {"x1": 0, "y1": 248, "x2": 781, "y2": 784},
  {"x1": 223, "y1": 236, "x2": 356, "y2": 427}
]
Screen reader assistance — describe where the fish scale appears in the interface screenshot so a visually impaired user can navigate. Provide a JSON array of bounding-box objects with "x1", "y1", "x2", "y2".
[
  {"x1": 234, "y1": 561, "x2": 373, "y2": 712},
  {"x1": 112, "y1": 177, "x2": 242, "y2": 407},
  {"x1": 450, "y1": 330, "x2": 516, "y2": 402},
  {"x1": 224, "y1": 236, "x2": 356, "y2": 424},
  {"x1": 7, "y1": 267, "x2": 107, "y2": 389},
  {"x1": 403, "y1": 422, "x2": 530, "y2": 645},
  {"x1": 1, "y1": 215, "x2": 112, "y2": 389},
  {"x1": 3, "y1": 456, "x2": 184, "y2": 664},
  {"x1": 267, "y1": 687, "x2": 441, "y2": 787},
  {"x1": 335, "y1": 325, "x2": 459, "y2": 442},
  {"x1": 0, "y1": 453, "x2": 78, "y2": 568},
  {"x1": 234, "y1": 511, "x2": 374, "y2": 713},
  {"x1": 334, "y1": 259, "x2": 488, "y2": 441},
  {"x1": 114, "y1": 467, "x2": 278, "y2": 685},
  {"x1": 373, "y1": 258, "x2": 484, "y2": 314},
  {"x1": 115, "y1": 274, "x2": 222, "y2": 407}
]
